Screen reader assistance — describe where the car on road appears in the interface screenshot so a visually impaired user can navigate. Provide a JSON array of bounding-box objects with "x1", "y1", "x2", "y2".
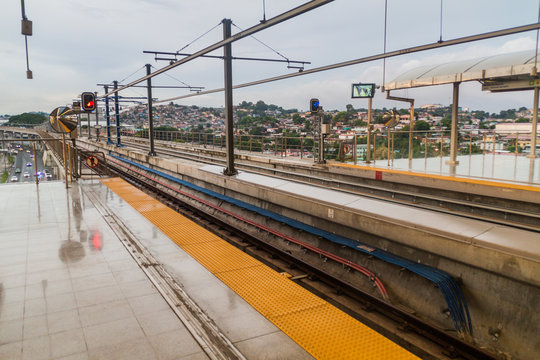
[
  {"x1": 10, "y1": 175, "x2": 18, "y2": 182},
  {"x1": 26, "y1": 162, "x2": 32, "y2": 167},
  {"x1": 23, "y1": 171, "x2": 30, "y2": 178},
  {"x1": 43, "y1": 169, "x2": 53, "y2": 179},
  {"x1": 15, "y1": 168, "x2": 21, "y2": 173}
]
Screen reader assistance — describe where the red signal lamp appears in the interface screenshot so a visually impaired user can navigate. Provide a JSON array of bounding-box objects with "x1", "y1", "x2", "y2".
[{"x1": 81, "y1": 92, "x2": 96, "y2": 111}]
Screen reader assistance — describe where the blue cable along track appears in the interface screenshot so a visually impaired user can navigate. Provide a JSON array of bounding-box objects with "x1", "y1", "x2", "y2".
[{"x1": 112, "y1": 154, "x2": 473, "y2": 335}]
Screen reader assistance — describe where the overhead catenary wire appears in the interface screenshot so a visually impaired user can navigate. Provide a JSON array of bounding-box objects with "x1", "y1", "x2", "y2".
[
  {"x1": 97, "y1": 1, "x2": 539, "y2": 102},
  {"x1": 177, "y1": 22, "x2": 223, "y2": 53},
  {"x1": 119, "y1": 65, "x2": 146, "y2": 84},
  {"x1": 151, "y1": 65, "x2": 192, "y2": 88},
  {"x1": 96, "y1": 1, "x2": 342, "y2": 99},
  {"x1": 232, "y1": 22, "x2": 289, "y2": 61},
  {"x1": 154, "y1": 22, "x2": 540, "y2": 104}
]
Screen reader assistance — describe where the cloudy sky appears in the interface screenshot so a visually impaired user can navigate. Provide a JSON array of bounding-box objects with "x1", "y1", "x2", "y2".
[{"x1": 1, "y1": 0, "x2": 540, "y2": 115}]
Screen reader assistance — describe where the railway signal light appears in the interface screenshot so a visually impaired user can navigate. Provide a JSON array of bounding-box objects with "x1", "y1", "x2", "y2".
[
  {"x1": 310, "y1": 98, "x2": 320, "y2": 114},
  {"x1": 81, "y1": 92, "x2": 96, "y2": 111}
]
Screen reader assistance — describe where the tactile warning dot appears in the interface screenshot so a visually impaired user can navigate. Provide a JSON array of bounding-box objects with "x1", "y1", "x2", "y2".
[
  {"x1": 102, "y1": 177, "x2": 420, "y2": 360},
  {"x1": 161, "y1": 225, "x2": 221, "y2": 246},
  {"x1": 182, "y1": 241, "x2": 261, "y2": 273}
]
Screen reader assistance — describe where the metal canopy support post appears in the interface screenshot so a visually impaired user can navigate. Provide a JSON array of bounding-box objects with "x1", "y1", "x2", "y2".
[
  {"x1": 223, "y1": 19, "x2": 237, "y2": 176},
  {"x1": 113, "y1": 80, "x2": 122, "y2": 147},
  {"x1": 385, "y1": 91, "x2": 414, "y2": 165},
  {"x1": 61, "y1": 133, "x2": 68, "y2": 189},
  {"x1": 87, "y1": 112, "x2": 90, "y2": 139},
  {"x1": 94, "y1": 91, "x2": 99, "y2": 139},
  {"x1": 317, "y1": 109, "x2": 325, "y2": 164},
  {"x1": 104, "y1": 85, "x2": 112, "y2": 144},
  {"x1": 409, "y1": 102, "x2": 415, "y2": 166},
  {"x1": 447, "y1": 82, "x2": 460, "y2": 166},
  {"x1": 528, "y1": 86, "x2": 539, "y2": 158},
  {"x1": 366, "y1": 97, "x2": 372, "y2": 163},
  {"x1": 146, "y1": 64, "x2": 156, "y2": 156}
]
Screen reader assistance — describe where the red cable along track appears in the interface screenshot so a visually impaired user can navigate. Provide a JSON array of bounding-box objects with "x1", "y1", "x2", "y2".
[{"x1": 106, "y1": 155, "x2": 389, "y2": 300}]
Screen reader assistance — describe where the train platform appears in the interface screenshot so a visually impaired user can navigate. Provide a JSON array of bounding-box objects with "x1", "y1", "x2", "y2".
[
  {"x1": 199, "y1": 164, "x2": 540, "y2": 262},
  {"x1": 330, "y1": 160, "x2": 540, "y2": 193},
  {"x1": 0, "y1": 179, "x2": 420, "y2": 360}
]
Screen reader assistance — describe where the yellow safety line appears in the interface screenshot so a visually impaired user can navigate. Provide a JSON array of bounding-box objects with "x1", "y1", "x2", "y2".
[
  {"x1": 331, "y1": 163, "x2": 540, "y2": 192},
  {"x1": 102, "y1": 177, "x2": 420, "y2": 360}
]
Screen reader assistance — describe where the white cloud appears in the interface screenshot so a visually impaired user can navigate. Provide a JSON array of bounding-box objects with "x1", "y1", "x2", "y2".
[{"x1": 1, "y1": 0, "x2": 539, "y2": 114}]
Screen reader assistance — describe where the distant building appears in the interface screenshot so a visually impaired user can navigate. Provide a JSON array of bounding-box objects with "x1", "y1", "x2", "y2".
[
  {"x1": 495, "y1": 123, "x2": 539, "y2": 134},
  {"x1": 419, "y1": 104, "x2": 443, "y2": 110}
]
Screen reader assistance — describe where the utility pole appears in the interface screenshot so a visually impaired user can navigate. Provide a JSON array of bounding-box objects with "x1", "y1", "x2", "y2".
[
  {"x1": 104, "y1": 85, "x2": 112, "y2": 144},
  {"x1": 366, "y1": 97, "x2": 372, "y2": 163},
  {"x1": 113, "y1": 80, "x2": 122, "y2": 147},
  {"x1": 94, "y1": 91, "x2": 99, "y2": 139},
  {"x1": 222, "y1": 19, "x2": 237, "y2": 176},
  {"x1": 146, "y1": 64, "x2": 156, "y2": 156},
  {"x1": 317, "y1": 107, "x2": 327, "y2": 164}
]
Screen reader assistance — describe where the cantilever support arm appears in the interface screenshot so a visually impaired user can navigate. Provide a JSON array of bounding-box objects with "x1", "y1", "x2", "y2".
[{"x1": 386, "y1": 91, "x2": 415, "y2": 163}]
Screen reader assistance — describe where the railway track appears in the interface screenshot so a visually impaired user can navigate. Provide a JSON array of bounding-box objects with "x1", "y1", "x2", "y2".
[
  {"x1": 103, "y1": 153, "x2": 499, "y2": 360},
  {"x1": 122, "y1": 138, "x2": 540, "y2": 233}
]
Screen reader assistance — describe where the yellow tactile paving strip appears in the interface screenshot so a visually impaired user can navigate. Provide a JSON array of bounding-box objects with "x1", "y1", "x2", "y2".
[
  {"x1": 102, "y1": 177, "x2": 420, "y2": 360},
  {"x1": 331, "y1": 163, "x2": 540, "y2": 192}
]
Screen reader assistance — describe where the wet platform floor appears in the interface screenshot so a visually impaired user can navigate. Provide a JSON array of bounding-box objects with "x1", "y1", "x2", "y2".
[{"x1": 0, "y1": 180, "x2": 311, "y2": 360}]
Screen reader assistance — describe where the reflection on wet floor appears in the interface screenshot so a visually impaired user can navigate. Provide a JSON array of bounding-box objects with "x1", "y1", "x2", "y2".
[
  {"x1": 0, "y1": 179, "x2": 312, "y2": 360},
  {"x1": 58, "y1": 241, "x2": 85, "y2": 264},
  {"x1": 0, "y1": 181, "x2": 211, "y2": 359}
]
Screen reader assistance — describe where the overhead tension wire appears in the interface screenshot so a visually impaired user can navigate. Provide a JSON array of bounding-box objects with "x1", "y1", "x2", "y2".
[{"x1": 177, "y1": 22, "x2": 222, "y2": 53}]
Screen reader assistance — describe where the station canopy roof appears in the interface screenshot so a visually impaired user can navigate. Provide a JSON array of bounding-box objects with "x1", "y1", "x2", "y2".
[{"x1": 384, "y1": 50, "x2": 540, "y2": 92}]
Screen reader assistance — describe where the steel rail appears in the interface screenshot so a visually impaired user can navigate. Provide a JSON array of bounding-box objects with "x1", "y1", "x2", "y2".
[
  {"x1": 121, "y1": 138, "x2": 540, "y2": 232},
  {"x1": 103, "y1": 152, "x2": 498, "y2": 360},
  {"x1": 97, "y1": 0, "x2": 334, "y2": 100},
  {"x1": 156, "y1": 22, "x2": 540, "y2": 103}
]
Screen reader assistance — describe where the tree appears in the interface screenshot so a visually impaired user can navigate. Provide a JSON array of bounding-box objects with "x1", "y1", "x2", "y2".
[
  {"x1": 346, "y1": 104, "x2": 355, "y2": 114},
  {"x1": 249, "y1": 126, "x2": 265, "y2": 136},
  {"x1": 333, "y1": 111, "x2": 350, "y2": 124},
  {"x1": 292, "y1": 114, "x2": 304, "y2": 125},
  {"x1": 353, "y1": 119, "x2": 367, "y2": 127},
  {"x1": 441, "y1": 117, "x2": 452, "y2": 129},
  {"x1": 304, "y1": 119, "x2": 312, "y2": 132},
  {"x1": 8, "y1": 113, "x2": 46, "y2": 125},
  {"x1": 515, "y1": 118, "x2": 530, "y2": 123},
  {"x1": 414, "y1": 120, "x2": 431, "y2": 131},
  {"x1": 254, "y1": 100, "x2": 268, "y2": 112}
]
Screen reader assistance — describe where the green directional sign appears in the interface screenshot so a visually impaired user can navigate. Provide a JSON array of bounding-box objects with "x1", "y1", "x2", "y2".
[{"x1": 49, "y1": 107, "x2": 77, "y2": 133}]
